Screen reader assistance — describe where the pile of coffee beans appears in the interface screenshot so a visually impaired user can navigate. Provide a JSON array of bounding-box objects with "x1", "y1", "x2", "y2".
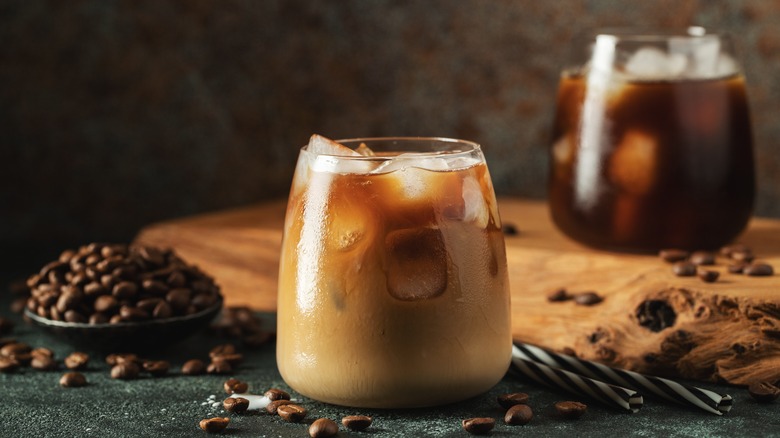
[
  {"x1": 25, "y1": 243, "x2": 222, "y2": 324},
  {"x1": 661, "y1": 244, "x2": 774, "y2": 283}
]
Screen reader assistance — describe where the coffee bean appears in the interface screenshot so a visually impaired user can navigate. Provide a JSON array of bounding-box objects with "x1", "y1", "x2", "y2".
[
  {"x1": 136, "y1": 298, "x2": 163, "y2": 312},
  {"x1": 206, "y1": 359, "x2": 232, "y2": 375},
  {"x1": 1, "y1": 342, "x2": 31, "y2": 357},
  {"x1": 142, "y1": 279, "x2": 169, "y2": 295},
  {"x1": 698, "y1": 269, "x2": 719, "y2": 283},
  {"x1": 497, "y1": 392, "x2": 530, "y2": 409},
  {"x1": 199, "y1": 417, "x2": 229, "y2": 433},
  {"x1": 111, "y1": 362, "x2": 140, "y2": 380},
  {"x1": 64, "y1": 310, "x2": 86, "y2": 323},
  {"x1": 731, "y1": 250, "x2": 755, "y2": 263},
  {"x1": 223, "y1": 397, "x2": 250, "y2": 413},
  {"x1": 152, "y1": 301, "x2": 173, "y2": 319},
  {"x1": 0, "y1": 356, "x2": 20, "y2": 373},
  {"x1": 60, "y1": 372, "x2": 87, "y2": 387},
  {"x1": 721, "y1": 243, "x2": 751, "y2": 257},
  {"x1": 223, "y1": 378, "x2": 248, "y2": 394},
  {"x1": 181, "y1": 359, "x2": 206, "y2": 375},
  {"x1": 89, "y1": 313, "x2": 109, "y2": 324},
  {"x1": 64, "y1": 352, "x2": 89, "y2": 370},
  {"x1": 31, "y1": 354, "x2": 57, "y2": 371},
  {"x1": 689, "y1": 251, "x2": 716, "y2": 266},
  {"x1": 0, "y1": 318, "x2": 14, "y2": 336},
  {"x1": 727, "y1": 262, "x2": 746, "y2": 274},
  {"x1": 109, "y1": 314, "x2": 123, "y2": 324},
  {"x1": 266, "y1": 399, "x2": 294, "y2": 414},
  {"x1": 167, "y1": 271, "x2": 187, "y2": 288},
  {"x1": 672, "y1": 261, "x2": 697, "y2": 277},
  {"x1": 264, "y1": 388, "x2": 291, "y2": 401},
  {"x1": 574, "y1": 292, "x2": 603, "y2": 306},
  {"x1": 277, "y1": 404, "x2": 308, "y2": 422},
  {"x1": 166, "y1": 288, "x2": 192, "y2": 311},
  {"x1": 748, "y1": 381, "x2": 780, "y2": 403},
  {"x1": 342, "y1": 415, "x2": 372, "y2": 431},
  {"x1": 212, "y1": 353, "x2": 243, "y2": 366},
  {"x1": 659, "y1": 249, "x2": 689, "y2": 263},
  {"x1": 56, "y1": 288, "x2": 84, "y2": 313},
  {"x1": 744, "y1": 263, "x2": 774, "y2": 277},
  {"x1": 106, "y1": 353, "x2": 139, "y2": 366},
  {"x1": 547, "y1": 288, "x2": 570, "y2": 302},
  {"x1": 209, "y1": 343, "x2": 236, "y2": 357},
  {"x1": 555, "y1": 401, "x2": 587, "y2": 419},
  {"x1": 119, "y1": 305, "x2": 150, "y2": 322},
  {"x1": 504, "y1": 404, "x2": 533, "y2": 425},
  {"x1": 462, "y1": 417, "x2": 495, "y2": 435},
  {"x1": 501, "y1": 223, "x2": 519, "y2": 236},
  {"x1": 309, "y1": 418, "x2": 338, "y2": 438},
  {"x1": 143, "y1": 360, "x2": 170, "y2": 377},
  {"x1": 113, "y1": 282, "x2": 138, "y2": 300},
  {"x1": 94, "y1": 295, "x2": 119, "y2": 313}
]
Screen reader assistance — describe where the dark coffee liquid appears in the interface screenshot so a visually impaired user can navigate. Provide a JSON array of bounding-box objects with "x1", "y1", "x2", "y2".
[{"x1": 549, "y1": 72, "x2": 755, "y2": 252}]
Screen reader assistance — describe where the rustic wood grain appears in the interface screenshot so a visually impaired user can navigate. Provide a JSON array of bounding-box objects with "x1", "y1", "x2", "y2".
[{"x1": 134, "y1": 198, "x2": 780, "y2": 385}]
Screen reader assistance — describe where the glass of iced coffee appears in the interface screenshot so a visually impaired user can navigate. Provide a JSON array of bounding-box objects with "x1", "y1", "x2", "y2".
[
  {"x1": 277, "y1": 135, "x2": 512, "y2": 408},
  {"x1": 549, "y1": 28, "x2": 755, "y2": 252}
]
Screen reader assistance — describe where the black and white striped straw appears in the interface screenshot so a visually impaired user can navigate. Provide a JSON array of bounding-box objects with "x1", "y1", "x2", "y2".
[
  {"x1": 511, "y1": 345, "x2": 643, "y2": 413},
  {"x1": 514, "y1": 342, "x2": 732, "y2": 415}
]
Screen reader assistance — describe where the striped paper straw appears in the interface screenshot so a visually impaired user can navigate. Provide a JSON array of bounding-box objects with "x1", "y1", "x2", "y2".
[
  {"x1": 514, "y1": 342, "x2": 732, "y2": 415},
  {"x1": 511, "y1": 345, "x2": 643, "y2": 413}
]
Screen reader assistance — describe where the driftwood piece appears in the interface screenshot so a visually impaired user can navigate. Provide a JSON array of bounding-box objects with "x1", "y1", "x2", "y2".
[{"x1": 134, "y1": 198, "x2": 780, "y2": 385}]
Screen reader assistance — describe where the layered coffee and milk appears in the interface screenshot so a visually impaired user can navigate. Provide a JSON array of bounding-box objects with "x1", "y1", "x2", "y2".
[{"x1": 277, "y1": 136, "x2": 511, "y2": 408}]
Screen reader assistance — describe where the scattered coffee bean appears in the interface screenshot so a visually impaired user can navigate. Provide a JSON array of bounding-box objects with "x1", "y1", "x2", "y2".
[
  {"x1": 0, "y1": 317, "x2": 14, "y2": 336},
  {"x1": 277, "y1": 404, "x2": 308, "y2": 422},
  {"x1": 223, "y1": 378, "x2": 248, "y2": 394},
  {"x1": 264, "y1": 388, "x2": 291, "y2": 401},
  {"x1": 209, "y1": 344, "x2": 236, "y2": 358},
  {"x1": 64, "y1": 352, "x2": 89, "y2": 370},
  {"x1": 721, "y1": 243, "x2": 750, "y2": 257},
  {"x1": 1, "y1": 342, "x2": 31, "y2": 357},
  {"x1": 59, "y1": 371, "x2": 87, "y2": 387},
  {"x1": 143, "y1": 360, "x2": 170, "y2": 377},
  {"x1": 106, "y1": 353, "x2": 140, "y2": 366},
  {"x1": 698, "y1": 269, "x2": 719, "y2": 283},
  {"x1": 744, "y1": 263, "x2": 774, "y2": 277},
  {"x1": 659, "y1": 249, "x2": 689, "y2": 263},
  {"x1": 504, "y1": 404, "x2": 533, "y2": 425},
  {"x1": 462, "y1": 417, "x2": 495, "y2": 435},
  {"x1": 342, "y1": 415, "x2": 372, "y2": 431},
  {"x1": 0, "y1": 356, "x2": 20, "y2": 373},
  {"x1": 547, "y1": 288, "x2": 570, "y2": 302},
  {"x1": 497, "y1": 392, "x2": 530, "y2": 409},
  {"x1": 31, "y1": 347, "x2": 54, "y2": 359},
  {"x1": 748, "y1": 381, "x2": 780, "y2": 403},
  {"x1": 555, "y1": 401, "x2": 587, "y2": 419},
  {"x1": 309, "y1": 418, "x2": 339, "y2": 438},
  {"x1": 111, "y1": 362, "x2": 140, "y2": 380},
  {"x1": 727, "y1": 262, "x2": 747, "y2": 274},
  {"x1": 207, "y1": 359, "x2": 232, "y2": 375},
  {"x1": 689, "y1": 251, "x2": 716, "y2": 266},
  {"x1": 573, "y1": 291, "x2": 603, "y2": 306},
  {"x1": 212, "y1": 353, "x2": 243, "y2": 366},
  {"x1": 31, "y1": 354, "x2": 57, "y2": 371},
  {"x1": 199, "y1": 417, "x2": 229, "y2": 433},
  {"x1": 501, "y1": 223, "x2": 519, "y2": 236},
  {"x1": 731, "y1": 250, "x2": 755, "y2": 263},
  {"x1": 672, "y1": 261, "x2": 697, "y2": 277},
  {"x1": 223, "y1": 397, "x2": 250, "y2": 413},
  {"x1": 266, "y1": 400, "x2": 294, "y2": 415},
  {"x1": 182, "y1": 359, "x2": 207, "y2": 375}
]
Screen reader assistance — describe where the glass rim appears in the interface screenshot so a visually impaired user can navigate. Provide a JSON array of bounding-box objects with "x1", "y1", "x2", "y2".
[
  {"x1": 590, "y1": 26, "x2": 729, "y2": 41},
  {"x1": 301, "y1": 136, "x2": 482, "y2": 160}
]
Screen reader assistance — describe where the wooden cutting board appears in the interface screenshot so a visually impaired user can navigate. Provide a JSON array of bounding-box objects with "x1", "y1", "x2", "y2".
[{"x1": 134, "y1": 198, "x2": 780, "y2": 385}]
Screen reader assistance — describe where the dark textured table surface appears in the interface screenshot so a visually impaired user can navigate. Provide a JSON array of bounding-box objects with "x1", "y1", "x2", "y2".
[{"x1": 2, "y1": 274, "x2": 779, "y2": 438}]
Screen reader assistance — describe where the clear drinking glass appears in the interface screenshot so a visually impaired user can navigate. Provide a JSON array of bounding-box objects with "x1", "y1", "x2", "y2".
[
  {"x1": 548, "y1": 28, "x2": 755, "y2": 252},
  {"x1": 277, "y1": 137, "x2": 512, "y2": 408}
]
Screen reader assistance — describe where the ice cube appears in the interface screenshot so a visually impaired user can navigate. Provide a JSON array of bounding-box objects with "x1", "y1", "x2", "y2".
[
  {"x1": 307, "y1": 134, "x2": 360, "y2": 156},
  {"x1": 307, "y1": 134, "x2": 375, "y2": 174},
  {"x1": 384, "y1": 227, "x2": 447, "y2": 301},
  {"x1": 608, "y1": 130, "x2": 658, "y2": 195},
  {"x1": 355, "y1": 142, "x2": 375, "y2": 156},
  {"x1": 327, "y1": 196, "x2": 377, "y2": 252},
  {"x1": 461, "y1": 176, "x2": 489, "y2": 228},
  {"x1": 625, "y1": 47, "x2": 687, "y2": 78}
]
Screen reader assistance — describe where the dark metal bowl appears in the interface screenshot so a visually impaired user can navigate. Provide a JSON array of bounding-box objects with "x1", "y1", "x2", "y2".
[{"x1": 24, "y1": 297, "x2": 223, "y2": 352}]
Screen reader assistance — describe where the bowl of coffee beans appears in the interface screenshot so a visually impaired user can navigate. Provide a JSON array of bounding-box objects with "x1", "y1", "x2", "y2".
[{"x1": 23, "y1": 243, "x2": 224, "y2": 351}]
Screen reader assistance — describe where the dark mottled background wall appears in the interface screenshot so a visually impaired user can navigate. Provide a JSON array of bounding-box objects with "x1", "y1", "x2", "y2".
[{"x1": 2, "y1": 0, "x2": 779, "y2": 259}]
